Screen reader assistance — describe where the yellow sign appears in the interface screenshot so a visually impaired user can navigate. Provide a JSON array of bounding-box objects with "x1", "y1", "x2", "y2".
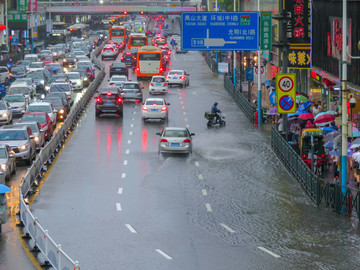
[{"x1": 276, "y1": 73, "x2": 297, "y2": 114}]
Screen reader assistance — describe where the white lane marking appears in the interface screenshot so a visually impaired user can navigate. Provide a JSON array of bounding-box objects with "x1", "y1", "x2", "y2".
[
  {"x1": 183, "y1": 111, "x2": 186, "y2": 115},
  {"x1": 128, "y1": 140, "x2": 132, "y2": 144},
  {"x1": 220, "y1": 223, "x2": 235, "y2": 233},
  {"x1": 118, "y1": 188, "x2": 123, "y2": 194},
  {"x1": 184, "y1": 118, "x2": 188, "y2": 122},
  {"x1": 202, "y1": 189, "x2": 207, "y2": 196},
  {"x1": 129, "y1": 131, "x2": 133, "y2": 135},
  {"x1": 125, "y1": 224, "x2": 137, "y2": 233},
  {"x1": 122, "y1": 173, "x2": 126, "y2": 178},
  {"x1": 124, "y1": 160, "x2": 128, "y2": 165},
  {"x1": 155, "y1": 249, "x2": 173, "y2": 260},
  {"x1": 130, "y1": 124, "x2": 134, "y2": 127},
  {"x1": 205, "y1": 203, "x2": 212, "y2": 212},
  {"x1": 133, "y1": 111, "x2": 137, "y2": 115},
  {"x1": 126, "y1": 149, "x2": 130, "y2": 154},
  {"x1": 195, "y1": 161, "x2": 199, "y2": 167},
  {"x1": 182, "y1": 106, "x2": 185, "y2": 109},
  {"x1": 198, "y1": 174, "x2": 203, "y2": 180},
  {"x1": 116, "y1": 203, "x2": 122, "y2": 211},
  {"x1": 132, "y1": 118, "x2": 135, "y2": 121},
  {"x1": 181, "y1": 101, "x2": 184, "y2": 104},
  {"x1": 258, "y1": 247, "x2": 281, "y2": 258}
]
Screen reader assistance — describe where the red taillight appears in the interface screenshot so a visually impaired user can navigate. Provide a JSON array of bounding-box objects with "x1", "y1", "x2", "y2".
[
  {"x1": 106, "y1": 92, "x2": 112, "y2": 96},
  {"x1": 180, "y1": 76, "x2": 185, "y2": 79},
  {"x1": 160, "y1": 67, "x2": 163, "y2": 72},
  {"x1": 121, "y1": 56, "x2": 124, "y2": 61},
  {"x1": 136, "y1": 67, "x2": 140, "y2": 71},
  {"x1": 9, "y1": 72, "x2": 12, "y2": 76},
  {"x1": 163, "y1": 83, "x2": 167, "y2": 86},
  {"x1": 101, "y1": 49, "x2": 104, "y2": 53},
  {"x1": 133, "y1": 57, "x2": 137, "y2": 60},
  {"x1": 166, "y1": 75, "x2": 170, "y2": 79},
  {"x1": 302, "y1": 154, "x2": 306, "y2": 159},
  {"x1": 167, "y1": 50, "x2": 171, "y2": 55},
  {"x1": 126, "y1": 52, "x2": 131, "y2": 55},
  {"x1": 183, "y1": 138, "x2": 191, "y2": 143},
  {"x1": 142, "y1": 106, "x2": 148, "y2": 111},
  {"x1": 155, "y1": 44, "x2": 158, "y2": 47},
  {"x1": 150, "y1": 82, "x2": 154, "y2": 86},
  {"x1": 116, "y1": 97, "x2": 122, "y2": 103},
  {"x1": 161, "y1": 106, "x2": 167, "y2": 111},
  {"x1": 165, "y1": 56, "x2": 169, "y2": 60},
  {"x1": 113, "y1": 49, "x2": 116, "y2": 52},
  {"x1": 96, "y1": 97, "x2": 102, "y2": 103},
  {"x1": 109, "y1": 83, "x2": 114, "y2": 85},
  {"x1": 160, "y1": 138, "x2": 167, "y2": 142}
]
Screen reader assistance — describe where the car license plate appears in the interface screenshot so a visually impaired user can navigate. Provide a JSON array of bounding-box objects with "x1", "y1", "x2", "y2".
[
  {"x1": 151, "y1": 109, "x2": 158, "y2": 112},
  {"x1": 156, "y1": 83, "x2": 162, "y2": 86},
  {"x1": 171, "y1": 143, "x2": 180, "y2": 146},
  {"x1": 127, "y1": 91, "x2": 135, "y2": 94},
  {"x1": 115, "y1": 69, "x2": 121, "y2": 71},
  {"x1": 105, "y1": 102, "x2": 113, "y2": 106},
  {"x1": 173, "y1": 76, "x2": 178, "y2": 79}
]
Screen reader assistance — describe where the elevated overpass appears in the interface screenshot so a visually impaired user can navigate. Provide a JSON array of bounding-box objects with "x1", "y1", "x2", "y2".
[{"x1": 38, "y1": 1, "x2": 201, "y2": 15}]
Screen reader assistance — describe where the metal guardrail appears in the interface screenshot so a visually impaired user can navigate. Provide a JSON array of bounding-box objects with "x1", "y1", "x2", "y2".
[
  {"x1": 204, "y1": 53, "x2": 218, "y2": 73},
  {"x1": 223, "y1": 75, "x2": 256, "y2": 123},
  {"x1": 38, "y1": 0, "x2": 196, "y2": 6},
  {"x1": 18, "y1": 54, "x2": 105, "y2": 269}
]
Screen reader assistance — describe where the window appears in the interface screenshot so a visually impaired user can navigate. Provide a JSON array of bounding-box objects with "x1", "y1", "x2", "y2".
[{"x1": 138, "y1": 53, "x2": 161, "y2": 61}]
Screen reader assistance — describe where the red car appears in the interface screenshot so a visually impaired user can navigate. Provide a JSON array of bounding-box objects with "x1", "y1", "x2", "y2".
[
  {"x1": 20, "y1": 112, "x2": 53, "y2": 141},
  {"x1": 40, "y1": 55, "x2": 55, "y2": 66}
]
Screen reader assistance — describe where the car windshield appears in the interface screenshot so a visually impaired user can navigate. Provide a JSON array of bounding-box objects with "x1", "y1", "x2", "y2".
[
  {"x1": 0, "y1": 148, "x2": 7, "y2": 158},
  {"x1": 169, "y1": 71, "x2": 183, "y2": 75},
  {"x1": 163, "y1": 129, "x2": 188, "y2": 137},
  {"x1": 30, "y1": 63, "x2": 44, "y2": 68},
  {"x1": 17, "y1": 123, "x2": 38, "y2": 132},
  {"x1": 45, "y1": 98, "x2": 62, "y2": 106},
  {"x1": 0, "y1": 130, "x2": 27, "y2": 141},
  {"x1": 17, "y1": 60, "x2": 30, "y2": 66},
  {"x1": 50, "y1": 84, "x2": 70, "y2": 92},
  {"x1": 4, "y1": 95, "x2": 25, "y2": 102},
  {"x1": 17, "y1": 79, "x2": 32, "y2": 84},
  {"x1": 77, "y1": 62, "x2": 91, "y2": 68},
  {"x1": 47, "y1": 93, "x2": 66, "y2": 101},
  {"x1": 123, "y1": 84, "x2": 139, "y2": 89},
  {"x1": 12, "y1": 66, "x2": 25, "y2": 72},
  {"x1": 27, "y1": 73, "x2": 43, "y2": 79},
  {"x1": 27, "y1": 105, "x2": 52, "y2": 113},
  {"x1": 146, "y1": 100, "x2": 164, "y2": 105},
  {"x1": 8, "y1": 87, "x2": 28, "y2": 95},
  {"x1": 22, "y1": 114, "x2": 46, "y2": 123},
  {"x1": 49, "y1": 76, "x2": 67, "y2": 83},
  {"x1": 153, "y1": 77, "x2": 165, "y2": 83},
  {"x1": 67, "y1": 73, "x2": 80, "y2": 79},
  {"x1": 41, "y1": 56, "x2": 53, "y2": 61},
  {"x1": 0, "y1": 102, "x2": 6, "y2": 110}
]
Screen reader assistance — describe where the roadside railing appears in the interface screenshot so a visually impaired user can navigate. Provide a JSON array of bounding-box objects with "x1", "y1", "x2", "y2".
[
  {"x1": 223, "y1": 75, "x2": 256, "y2": 123},
  {"x1": 204, "y1": 52, "x2": 218, "y2": 73},
  {"x1": 18, "y1": 55, "x2": 105, "y2": 269}
]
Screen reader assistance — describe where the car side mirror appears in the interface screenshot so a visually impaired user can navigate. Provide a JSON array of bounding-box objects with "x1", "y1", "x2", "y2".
[
  {"x1": 166, "y1": 103, "x2": 170, "y2": 105},
  {"x1": 9, "y1": 153, "x2": 15, "y2": 158},
  {"x1": 29, "y1": 135, "x2": 35, "y2": 139},
  {"x1": 190, "y1": 133, "x2": 195, "y2": 136},
  {"x1": 156, "y1": 132, "x2": 161, "y2": 136}
]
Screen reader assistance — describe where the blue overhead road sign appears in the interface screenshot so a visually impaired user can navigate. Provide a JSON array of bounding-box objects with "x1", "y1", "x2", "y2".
[{"x1": 181, "y1": 12, "x2": 259, "y2": 51}]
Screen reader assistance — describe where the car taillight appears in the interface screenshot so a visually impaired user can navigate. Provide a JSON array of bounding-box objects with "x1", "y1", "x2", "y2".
[
  {"x1": 167, "y1": 51, "x2": 171, "y2": 55},
  {"x1": 109, "y1": 83, "x2": 114, "y2": 85},
  {"x1": 150, "y1": 82, "x2": 154, "y2": 86},
  {"x1": 116, "y1": 97, "x2": 122, "y2": 103},
  {"x1": 155, "y1": 44, "x2": 158, "y2": 47},
  {"x1": 166, "y1": 75, "x2": 170, "y2": 79},
  {"x1": 106, "y1": 92, "x2": 112, "y2": 96},
  {"x1": 161, "y1": 106, "x2": 167, "y2": 111},
  {"x1": 96, "y1": 97, "x2": 102, "y2": 103},
  {"x1": 133, "y1": 57, "x2": 137, "y2": 60},
  {"x1": 160, "y1": 67, "x2": 163, "y2": 72},
  {"x1": 180, "y1": 76, "x2": 185, "y2": 79},
  {"x1": 165, "y1": 56, "x2": 169, "y2": 60},
  {"x1": 126, "y1": 53, "x2": 131, "y2": 55},
  {"x1": 142, "y1": 106, "x2": 148, "y2": 111},
  {"x1": 183, "y1": 139, "x2": 191, "y2": 143},
  {"x1": 113, "y1": 49, "x2": 116, "y2": 52},
  {"x1": 302, "y1": 154, "x2": 306, "y2": 159},
  {"x1": 101, "y1": 49, "x2": 104, "y2": 53},
  {"x1": 121, "y1": 56, "x2": 124, "y2": 61},
  {"x1": 164, "y1": 83, "x2": 167, "y2": 86},
  {"x1": 136, "y1": 67, "x2": 140, "y2": 71},
  {"x1": 160, "y1": 138, "x2": 168, "y2": 142}
]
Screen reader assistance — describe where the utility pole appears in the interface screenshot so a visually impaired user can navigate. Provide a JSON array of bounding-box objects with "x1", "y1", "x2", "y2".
[
  {"x1": 233, "y1": 0, "x2": 236, "y2": 86},
  {"x1": 257, "y1": 0, "x2": 261, "y2": 125}
]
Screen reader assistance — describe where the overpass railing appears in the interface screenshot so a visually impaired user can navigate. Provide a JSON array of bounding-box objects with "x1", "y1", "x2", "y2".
[
  {"x1": 18, "y1": 42, "x2": 106, "y2": 269},
  {"x1": 39, "y1": 0, "x2": 197, "y2": 7}
]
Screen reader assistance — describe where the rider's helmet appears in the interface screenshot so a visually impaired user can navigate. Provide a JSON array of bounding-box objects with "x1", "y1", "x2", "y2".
[{"x1": 214, "y1": 102, "x2": 218, "y2": 106}]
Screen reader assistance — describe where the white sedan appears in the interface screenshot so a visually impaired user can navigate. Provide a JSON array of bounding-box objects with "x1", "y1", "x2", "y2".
[
  {"x1": 108, "y1": 75, "x2": 127, "y2": 89},
  {"x1": 166, "y1": 70, "x2": 190, "y2": 88},
  {"x1": 0, "y1": 101, "x2": 13, "y2": 125},
  {"x1": 141, "y1": 98, "x2": 169, "y2": 122}
]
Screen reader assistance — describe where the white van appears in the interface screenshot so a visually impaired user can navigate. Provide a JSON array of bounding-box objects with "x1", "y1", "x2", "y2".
[{"x1": 24, "y1": 54, "x2": 39, "y2": 63}]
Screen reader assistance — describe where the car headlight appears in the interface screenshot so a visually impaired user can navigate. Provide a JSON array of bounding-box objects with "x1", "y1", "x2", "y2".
[
  {"x1": 0, "y1": 164, "x2": 6, "y2": 171},
  {"x1": 19, "y1": 144, "x2": 29, "y2": 151},
  {"x1": 45, "y1": 86, "x2": 50, "y2": 90},
  {"x1": 59, "y1": 109, "x2": 64, "y2": 114},
  {"x1": 84, "y1": 77, "x2": 88, "y2": 81},
  {"x1": 63, "y1": 59, "x2": 67, "y2": 62},
  {"x1": 40, "y1": 80, "x2": 44, "y2": 85},
  {"x1": 2, "y1": 113, "x2": 8, "y2": 118},
  {"x1": 34, "y1": 136, "x2": 39, "y2": 142}
]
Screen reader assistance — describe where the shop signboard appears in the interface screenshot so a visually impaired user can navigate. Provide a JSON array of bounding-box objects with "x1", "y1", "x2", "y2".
[
  {"x1": 218, "y1": 62, "x2": 228, "y2": 73},
  {"x1": 8, "y1": 13, "x2": 27, "y2": 23},
  {"x1": 29, "y1": 0, "x2": 38, "y2": 12},
  {"x1": 328, "y1": 17, "x2": 351, "y2": 63},
  {"x1": 285, "y1": 0, "x2": 311, "y2": 44},
  {"x1": 287, "y1": 47, "x2": 311, "y2": 69},
  {"x1": 276, "y1": 73, "x2": 297, "y2": 114}
]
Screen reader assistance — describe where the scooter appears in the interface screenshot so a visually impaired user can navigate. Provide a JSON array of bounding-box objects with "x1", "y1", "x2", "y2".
[{"x1": 204, "y1": 112, "x2": 226, "y2": 127}]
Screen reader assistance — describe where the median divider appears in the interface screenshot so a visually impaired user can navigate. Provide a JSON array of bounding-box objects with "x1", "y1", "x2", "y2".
[{"x1": 18, "y1": 56, "x2": 105, "y2": 269}]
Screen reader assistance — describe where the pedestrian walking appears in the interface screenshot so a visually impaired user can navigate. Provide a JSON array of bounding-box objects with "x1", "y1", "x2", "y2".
[{"x1": 352, "y1": 148, "x2": 360, "y2": 187}]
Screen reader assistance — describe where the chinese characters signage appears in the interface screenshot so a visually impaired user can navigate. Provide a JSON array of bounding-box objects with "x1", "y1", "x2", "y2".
[
  {"x1": 8, "y1": 13, "x2": 27, "y2": 23},
  {"x1": 29, "y1": 0, "x2": 38, "y2": 12},
  {"x1": 181, "y1": 12, "x2": 259, "y2": 51},
  {"x1": 17, "y1": 0, "x2": 27, "y2": 12},
  {"x1": 287, "y1": 48, "x2": 311, "y2": 69},
  {"x1": 260, "y1": 12, "x2": 272, "y2": 50},
  {"x1": 327, "y1": 17, "x2": 352, "y2": 63},
  {"x1": 285, "y1": 0, "x2": 311, "y2": 44}
]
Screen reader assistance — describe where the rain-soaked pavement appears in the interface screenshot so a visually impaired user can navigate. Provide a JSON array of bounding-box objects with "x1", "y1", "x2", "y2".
[{"x1": 25, "y1": 50, "x2": 360, "y2": 269}]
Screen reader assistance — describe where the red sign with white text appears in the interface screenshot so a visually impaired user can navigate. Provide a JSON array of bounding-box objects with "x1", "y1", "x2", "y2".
[{"x1": 28, "y1": 0, "x2": 37, "y2": 12}]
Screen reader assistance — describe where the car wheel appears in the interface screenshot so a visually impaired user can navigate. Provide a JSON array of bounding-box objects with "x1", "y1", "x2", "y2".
[
  {"x1": 95, "y1": 111, "x2": 101, "y2": 118},
  {"x1": 26, "y1": 157, "x2": 32, "y2": 166},
  {"x1": 11, "y1": 162, "x2": 16, "y2": 175},
  {"x1": 118, "y1": 110, "x2": 123, "y2": 118},
  {"x1": 187, "y1": 80, "x2": 190, "y2": 86},
  {"x1": 182, "y1": 83, "x2": 185, "y2": 88},
  {"x1": 101, "y1": 56, "x2": 104, "y2": 60}
]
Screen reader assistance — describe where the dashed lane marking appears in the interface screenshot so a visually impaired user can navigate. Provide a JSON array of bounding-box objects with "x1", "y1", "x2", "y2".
[
  {"x1": 122, "y1": 173, "x2": 126, "y2": 178},
  {"x1": 130, "y1": 124, "x2": 134, "y2": 127},
  {"x1": 205, "y1": 203, "x2": 212, "y2": 212},
  {"x1": 258, "y1": 247, "x2": 281, "y2": 258},
  {"x1": 125, "y1": 224, "x2": 137, "y2": 233},
  {"x1": 198, "y1": 174, "x2": 203, "y2": 180},
  {"x1": 132, "y1": 118, "x2": 135, "y2": 121},
  {"x1": 118, "y1": 188, "x2": 123, "y2": 194},
  {"x1": 126, "y1": 149, "x2": 130, "y2": 154},
  {"x1": 184, "y1": 118, "x2": 188, "y2": 122},
  {"x1": 183, "y1": 112, "x2": 186, "y2": 115},
  {"x1": 133, "y1": 111, "x2": 137, "y2": 115},
  {"x1": 129, "y1": 131, "x2": 133, "y2": 135},
  {"x1": 124, "y1": 160, "x2": 128, "y2": 165},
  {"x1": 155, "y1": 249, "x2": 173, "y2": 260},
  {"x1": 195, "y1": 161, "x2": 199, "y2": 166},
  {"x1": 116, "y1": 203, "x2": 122, "y2": 211},
  {"x1": 202, "y1": 189, "x2": 207, "y2": 196},
  {"x1": 182, "y1": 106, "x2": 185, "y2": 109},
  {"x1": 220, "y1": 223, "x2": 235, "y2": 233},
  {"x1": 186, "y1": 124, "x2": 190, "y2": 128},
  {"x1": 128, "y1": 140, "x2": 132, "y2": 144}
]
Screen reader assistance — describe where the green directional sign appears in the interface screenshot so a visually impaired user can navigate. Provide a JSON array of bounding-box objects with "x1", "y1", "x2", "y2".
[
  {"x1": 17, "y1": 0, "x2": 27, "y2": 12},
  {"x1": 8, "y1": 13, "x2": 27, "y2": 23},
  {"x1": 260, "y1": 12, "x2": 272, "y2": 51}
]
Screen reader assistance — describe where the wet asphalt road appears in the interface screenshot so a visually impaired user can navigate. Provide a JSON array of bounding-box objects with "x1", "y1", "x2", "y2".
[{"x1": 27, "y1": 50, "x2": 360, "y2": 270}]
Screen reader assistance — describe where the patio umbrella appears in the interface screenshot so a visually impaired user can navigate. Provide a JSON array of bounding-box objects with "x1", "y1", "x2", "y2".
[
  {"x1": 298, "y1": 113, "x2": 314, "y2": 120},
  {"x1": 296, "y1": 95, "x2": 309, "y2": 103},
  {"x1": 0, "y1": 184, "x2": 11, "y2": 194},
  {"x1": 314, "y1": 114, "x2": 336, "y2": 124},
  {"x1": 297, "y1": 101, "x2": 314, "y2": 111},
  {"x1": 267, "y1": 107, "x2": 277, "y2": 115}
]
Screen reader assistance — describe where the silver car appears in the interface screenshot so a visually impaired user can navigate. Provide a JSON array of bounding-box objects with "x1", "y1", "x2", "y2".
[
  {"x1": 101, "y1": 45, "x2": 119, "y2": 60},
  {"x1": 14, "y1": 122, "x2": 45, "y2": 150},
  {"x1": 0, "y1": 144, "x2": 16, "y2": 182},
  {"x1": 0, "y1": 101, "x2": 13, "y2": 125},
  {"x1": 120, "y1": 81, "x2": 143, "y2": 102},
  {"x1": 0, "y1": 126, "x2": 36, "y2": 165},
  {"x1": 166, "y1": 70, "x2": 190, "y2": 88},
  {"x1": 156, "y1": 127, "x2": 195, "y2": 155},
  {"x1": 4, "y1": 94, "x2": 28, "y2": 115},
  {"x1": 149, "y1": 76, "x2": 168, "y2": 95}
]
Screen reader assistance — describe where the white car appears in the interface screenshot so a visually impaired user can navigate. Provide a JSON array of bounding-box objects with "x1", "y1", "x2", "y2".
[
  {"x1": 0, "y1": 101, "x2": 13, "y2": 125},
  {"x1": 28, "y1": 62, "x2": 45, "y2": 73},
  {"x1": 26, "y1": 102, "x2": 57, "y2": 128},
  {"x1": 108, "y1": 75, "x2": 127, "y2": 88},
  {"x1": 166, "y1": 70, "x2": 190, "y2": 88},
  {"x1": 4, "y1": 94, "x2": 28, "y2": 115},
  {"x1": 149, "y1": 76, "x2": 168, "y2": 95},
  {"x1": 141, "y1": 98, "x2": 169, "y2": 122},
  {"x1": 66, "y1": 72, "x2": 83, "y2": 91},
  {"x1": 0, "y1": 66, "x2": 10, "y2": 83}
]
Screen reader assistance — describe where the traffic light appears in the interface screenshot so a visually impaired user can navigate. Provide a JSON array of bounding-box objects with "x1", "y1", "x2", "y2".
[
  {"x1": 140, "y1": 11, "x2": 144, "y2": 15},
  {"x1": 123, "y1": 11, "x2": 127, "y2": 15}
]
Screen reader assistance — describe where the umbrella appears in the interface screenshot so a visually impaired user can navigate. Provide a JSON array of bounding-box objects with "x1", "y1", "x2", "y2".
[
  {"x1": 265, "y1": 80, "x2": 275, "y2": 86},
  {"x1": 350, "y1": 138, "x2": 360, "y2": 149},
  {"x1": 297, "y1": 101, "x2": 314, "y2": 111},
  {"x1": 324, "y1": 141, "x2": 334, "y2": 148},
  {"x1": 314, "y1": 112, "x2": 332, "y2": 119},
  {"x1": 0, "y1": 184, "x2": 11, "y2": 194},
  {"x1": 296, "y1": 95, "x2": 309, "y2": 103},
  {"x1": 352, "y1": 131, "x2": 360, "y2": 137},
  {"x1": 314, "y1": 114, "x2": 336, "y2": 124},
  {"x1": 326, "y1": 110, "x2": 336, "y2": 115},
  {"x1": 325, "y1": 130, "x2": 340, "y2": 142},
  {"x1": 320, "y1": 126, "x2": 336, "y2": 134},
  {"x1": 298, "y1": 113, "x2": 314, "y2": 120},
  {"x1": 267, "y1": 107, "x2": 277, "y2": 115}
]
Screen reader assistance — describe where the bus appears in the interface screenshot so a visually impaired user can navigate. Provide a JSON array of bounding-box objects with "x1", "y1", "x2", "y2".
[
  {"x1": 67, "y1": 23, "x2": 90, "y2": 39},
  {"x1": 135, "y1": 46, "x2": 164, "y2": 80},
  {"x1": 128, "y1": 33, "x2": 148, "y2": 50},
  {"x1": 48, "y1": 30, "x2": 71, "y2": 45},
  {"x1": 52, "y1": 22, "x2": 69, "y2": 31},
  {"x1": 109, "y1": 26, "x2": 127, "y2": 50}
]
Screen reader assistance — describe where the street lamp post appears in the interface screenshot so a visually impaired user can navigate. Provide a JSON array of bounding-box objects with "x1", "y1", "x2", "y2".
[{"x1": 257, "y1": 0, "x2": 262, "y2": 125}]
